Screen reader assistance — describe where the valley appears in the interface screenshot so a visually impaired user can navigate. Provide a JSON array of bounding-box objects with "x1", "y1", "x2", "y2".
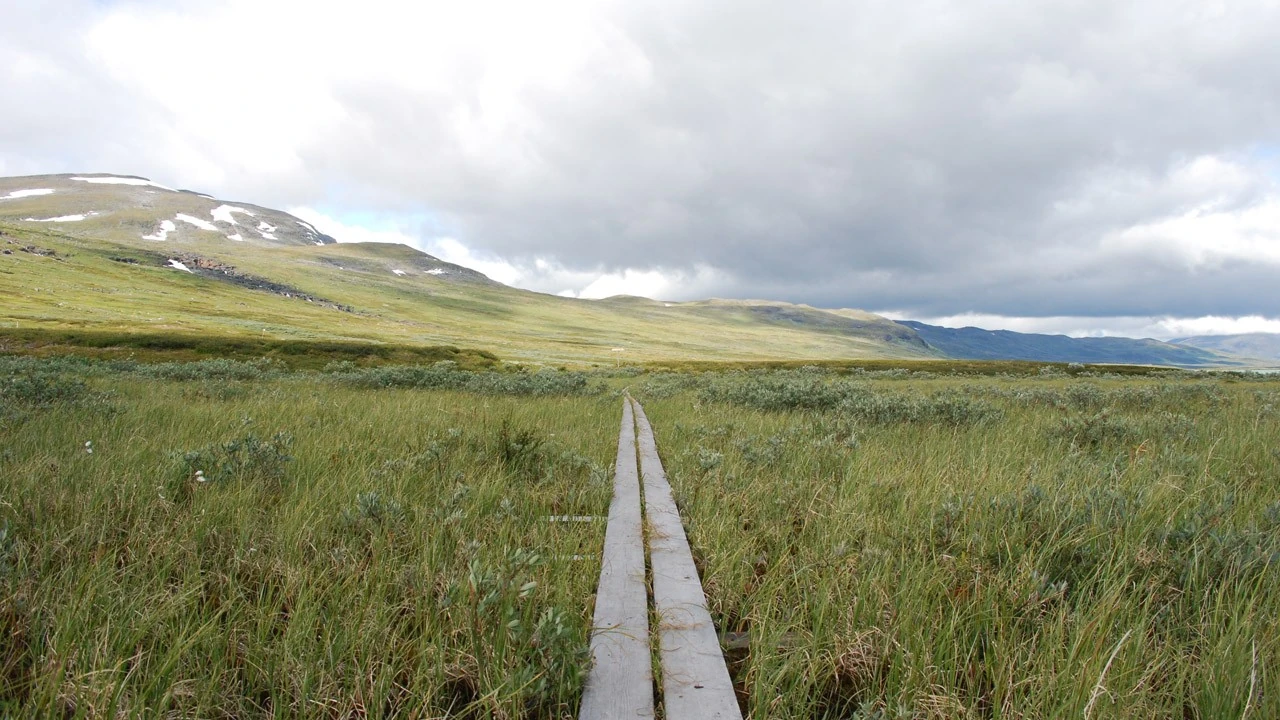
[{"x1": 2, "y1": 173, "x2": 1278, "y2": 718}]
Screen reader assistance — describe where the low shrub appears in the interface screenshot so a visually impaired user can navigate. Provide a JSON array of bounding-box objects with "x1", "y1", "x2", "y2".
[
  {"x1": 840, "y1": 391, "x2": 1002, "y2": 427},
  {"x1": 494, "y1": 419, "x2": 548, "y2": 481},
  {"x1": 1050, "y1": 409, "x2": 1140, "y2": 449},
  {"x1": 328, "y1": 362, "x2": 601, "y2": 396},
  {"x1": 342, "y1": 491, "x2": 408, "y2": 532},
  {"x1": 173, "y1": 430, "x2": 294, "y2": 500},
  {"x1": 0, "y1": 370, "x2": 88, "y2": 407},
  {"x1": 636, "y1": 372, "x2": 707, "y2": 399},
  {"x1": 700, "y1": 372, "x2": 857, "y2": 411},
  {"x1": 136, "y1": 358, "x2": 284, "y2": 382}
]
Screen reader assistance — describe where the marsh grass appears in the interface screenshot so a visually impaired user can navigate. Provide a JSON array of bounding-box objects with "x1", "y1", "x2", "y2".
[
  {"x1": 0, "y1": 328, "x2": 503, "y2": 371},
  {"x1": 0, "y1": 367, "x2": 615, "y2": 717},
  {"x1": 2, "y1": 359, "x2": 1278, "y2": 718},
  {"x1": 642, "y1": 372, "x2": 1280, "y2": 718}
]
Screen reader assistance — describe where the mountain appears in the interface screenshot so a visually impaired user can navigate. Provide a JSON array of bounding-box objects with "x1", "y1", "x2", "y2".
[
  {"x1": 0, "y1": 172, "x2": 1258, "y2": 368},
  {"x1": 0, "y1": 173, "x2": 937, "y2": 365},
  {"x1": 1, "y1": 173, "x2": 338, "y2": 248},
  {"x1": 897, "y1": 320, "x2": 1234, "y2": 367},
  {"x1": 1171, "y1": 333, "x2": 1280, "y2": 362}
]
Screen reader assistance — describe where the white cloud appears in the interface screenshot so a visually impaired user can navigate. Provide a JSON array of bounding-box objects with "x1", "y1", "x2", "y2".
[
  {"x1": 557, "y1": 265, "x2": 727, "y2": 300},
  {"x1": 1108, "y1": 194, "x2": 1280, "y2": 269},
  {"x1": 286, "y1": 207, "x2": 414, "y2": 245},
  {"x1": 288, "y1": 207, "x2": 528, "y2": 285},
  {"x1": 424, "y1": 237, "x2": 524, "y2": 286},
  {"x1": 75, "y1": 0, "x2": 642, "y2": 202},
  {"x1": 884, "y1": 312, "x2": 1280, "y2": 340},
  {"x1": 288, "y1": 206, "x2": 726, "y2": 298},
  {"x1": 577, "y1": 269, "x2": 673, "y2": 299},
  {"x1": 4, "y1": 0, "x2": 1280, "y2": 332},
  {"x1": 1153, "y1": 315, "x2": 1280, "y2": 338},
  {"x1": 290, "y1": 206, "x2": 528, "y2": 283}
]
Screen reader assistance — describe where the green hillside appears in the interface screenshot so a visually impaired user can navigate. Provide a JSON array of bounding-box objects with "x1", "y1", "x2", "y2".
[{"x1": 0, "y1": 174, "x2": 938, "y2": 365}]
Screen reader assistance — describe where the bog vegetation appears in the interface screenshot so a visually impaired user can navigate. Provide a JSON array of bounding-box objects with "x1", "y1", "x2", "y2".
[{"x1": 0, "y1": 356, "x2": 1276, "y2": 718}]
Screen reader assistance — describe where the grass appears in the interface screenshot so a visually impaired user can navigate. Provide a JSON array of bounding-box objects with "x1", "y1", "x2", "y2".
[
  {"x1": 636, "y1": 358, "x2": 1186, "y2": 377},
  {"x1": 0, "y1": 359, "x2": 616, "y2": 717},
  {"x1": 635, "y1": 369, "x2": 1280, "y2": 718},
  {"x1": 2, "y1": 357, "x2": 1277, "y2": 717},
  {"x1": 0, "y1": 328, "x2": 500, "y2": 370}
]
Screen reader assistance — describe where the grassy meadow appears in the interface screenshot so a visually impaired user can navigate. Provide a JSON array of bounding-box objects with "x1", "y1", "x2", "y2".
[
  {"x1": 1, "y1": 356, "x2": 1277, "y2": 717},
  {"x1": 636, "y1": 368, "x2": 1280, "y2": 718},
  {"x1": 0, "y1": 357, "x2": 616, "y2": 717}
]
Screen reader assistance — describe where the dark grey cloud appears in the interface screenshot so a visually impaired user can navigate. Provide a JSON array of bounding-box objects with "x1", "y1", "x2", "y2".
[{"x1": 3, "y1": 0, "x2": 1280, "y2": 323}]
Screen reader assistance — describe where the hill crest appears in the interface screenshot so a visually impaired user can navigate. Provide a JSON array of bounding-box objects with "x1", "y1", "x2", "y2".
[{"x1": 0, "y1": 173, "x2": 336, "y2": 248}]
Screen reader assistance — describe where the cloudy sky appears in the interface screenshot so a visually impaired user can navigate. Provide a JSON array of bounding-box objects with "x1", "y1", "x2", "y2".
[{"x1": 3, "y1": 0, "x2": 1279, "y2": 338}]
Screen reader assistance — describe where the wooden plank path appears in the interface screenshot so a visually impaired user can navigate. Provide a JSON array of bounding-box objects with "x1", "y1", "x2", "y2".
[
  {"x1": 581, "y1": 398, "x2": 741, "y2": 719},
  {"x1": 632, "y1": 398, "x2": 742, "y2": 720},
  {"x1": 579, "y1": 399, "x2": 655, "y2": 719}
]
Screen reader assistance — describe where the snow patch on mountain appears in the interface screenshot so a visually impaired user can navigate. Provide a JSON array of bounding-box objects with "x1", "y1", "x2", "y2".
[
  {"x1": 253, "y1": 221, "x2": 278, "y2": 240},
  {"x1": 24, "y1": 214, "x2": 88, "y2": 222},
  {"x1": 71, "y1": 175, "x2": 175, "y2": 192},
  {"x1": 1, "y1": 188, "x2": 55, "y2": 200},
  {"x1": 175, "y1": 213, "x2": 218, "y2": 232},
  {"x1": 211, "y1": 205, "x2": 254, "y2": 225},
  {"x1": 426, "y1": 268, "x2": 447, "y2": 276},
  {"x1": 143, "y1": 219, "x2": 177, "y2": 241},
  {"x1": 167, "y1": 259, "x2": 193, "y2": 273},
  {"x1": 393, "y1": 269, "x2": 406, "y2": 276}
]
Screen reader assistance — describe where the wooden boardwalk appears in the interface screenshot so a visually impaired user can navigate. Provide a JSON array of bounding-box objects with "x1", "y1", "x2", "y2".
[
  {"x1": 579, "y1": 399, "x2": 654, "y2": 719},
  {"x1": 580, "y1": 398, "x2": 741, "y2": 720}
]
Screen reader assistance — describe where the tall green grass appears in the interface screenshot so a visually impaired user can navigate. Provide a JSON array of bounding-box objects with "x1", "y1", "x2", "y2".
[
  {"x1": 0, "y1": 367, "x2": 615, "y2": 717},
  {"x1": 3, "y1": 359, "x2": 1277, "y2": 718},
  {"x1": 0, "y1": 328, "x2": 502, "y2": 371},
  {"x1": 640, "y1": 371, "x2": 1279, "y2": 718}
]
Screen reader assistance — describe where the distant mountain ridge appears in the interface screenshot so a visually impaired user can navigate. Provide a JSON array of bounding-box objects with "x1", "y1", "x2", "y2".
[
  {"x1": 898, "y1": 320, "x2": 1235, "y2": 367},
  {"x1": 1171, "y1": 333, "x2": 1280, "y2": 362}
]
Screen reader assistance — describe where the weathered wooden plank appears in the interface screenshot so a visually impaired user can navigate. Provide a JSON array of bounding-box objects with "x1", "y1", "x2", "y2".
[
  {"x1": 579, "y1": 399, "x2": 655, "y2": 720},
  {"x1": 631, "y1": 399, "x2": 742, "y2": 720}
]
